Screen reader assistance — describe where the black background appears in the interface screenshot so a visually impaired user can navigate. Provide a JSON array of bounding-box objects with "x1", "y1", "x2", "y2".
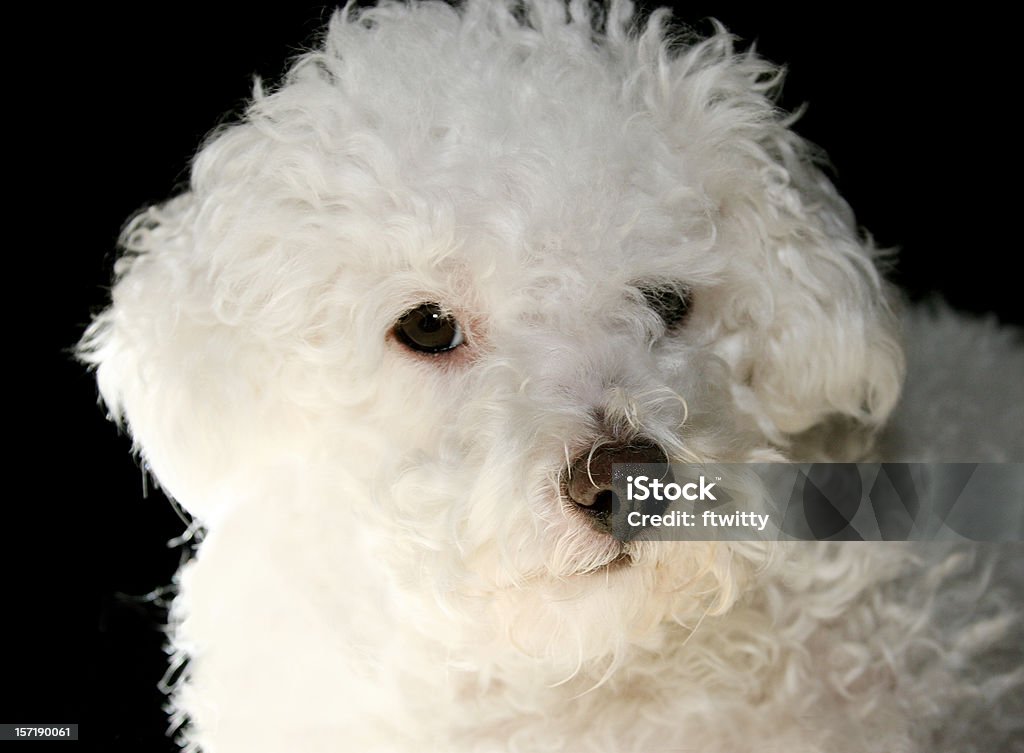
[{"x1": 8, "y1": 2, "x2": 1021, "y2": 750}]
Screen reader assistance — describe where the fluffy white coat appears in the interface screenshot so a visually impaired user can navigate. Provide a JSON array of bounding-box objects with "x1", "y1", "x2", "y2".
[{"x1": 81, "y1": 1, "x2": 1024, "y2": 751}]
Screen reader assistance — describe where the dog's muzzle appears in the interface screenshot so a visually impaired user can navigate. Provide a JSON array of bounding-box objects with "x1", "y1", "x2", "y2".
[{"x1": 564, "y1": 439, "x2": 671, "y2": 535}]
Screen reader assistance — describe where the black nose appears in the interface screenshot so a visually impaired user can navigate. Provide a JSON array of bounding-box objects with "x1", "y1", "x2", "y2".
[{"x1": 565, "y1": 440, "x2": 669, "y2": 531}]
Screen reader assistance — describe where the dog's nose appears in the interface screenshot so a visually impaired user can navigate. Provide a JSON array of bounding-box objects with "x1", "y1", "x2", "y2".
[{"x1": 565, "y1": 440, "x2": 669, "y2": 531}]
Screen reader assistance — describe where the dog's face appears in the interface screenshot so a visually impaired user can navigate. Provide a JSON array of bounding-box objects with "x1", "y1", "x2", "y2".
[{"x1": 84, "y1": 1, "x2": 904, "y2": 666}]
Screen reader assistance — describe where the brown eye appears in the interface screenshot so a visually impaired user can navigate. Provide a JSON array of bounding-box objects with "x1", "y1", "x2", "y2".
[
  {"x1": 394, "y1": 303, "x2": 465, "y2": 353},
  {"x1": 640, "y1": 284, "x2": 692, "y2": 330}
]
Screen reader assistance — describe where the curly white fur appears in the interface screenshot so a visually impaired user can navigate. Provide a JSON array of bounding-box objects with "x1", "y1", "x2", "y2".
[{"x1": 80, "y1": 1, "x2": 1023, "y2": 751}]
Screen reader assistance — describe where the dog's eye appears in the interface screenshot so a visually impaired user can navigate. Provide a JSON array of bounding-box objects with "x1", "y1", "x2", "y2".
[
  {"x1": 394, "y1": 303, "x2": 465, "y2": 353},
  {"x1": 640, "y1": 285, "x2": 692, "y2": 330}
]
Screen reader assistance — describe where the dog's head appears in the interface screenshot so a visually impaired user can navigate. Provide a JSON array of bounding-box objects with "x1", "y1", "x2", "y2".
[{"x1": 82, "y1": 0, "x2": 902, "y2": 664}]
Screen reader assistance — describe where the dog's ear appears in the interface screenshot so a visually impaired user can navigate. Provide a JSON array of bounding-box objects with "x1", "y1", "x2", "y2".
[
  {"x1": 721, "y1": 184, "x2": 904, "y2": 453},
  {"x1": 715, "y1": 128, "x2": 904, "y2": 453},
  {"x1": 80, "y1": 188, "x2": 295, "y2": 523},
  {"x1": 658, "y1": 32, "x2": 905, "y2": 452},
  {"x1": 80, "y1": 55, "x2": 384, "y2": 522}
]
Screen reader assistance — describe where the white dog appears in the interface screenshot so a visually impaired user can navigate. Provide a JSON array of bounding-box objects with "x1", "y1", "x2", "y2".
[{"x1": 81, "y1": 1, "x2": 1023, "y2": 751}]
